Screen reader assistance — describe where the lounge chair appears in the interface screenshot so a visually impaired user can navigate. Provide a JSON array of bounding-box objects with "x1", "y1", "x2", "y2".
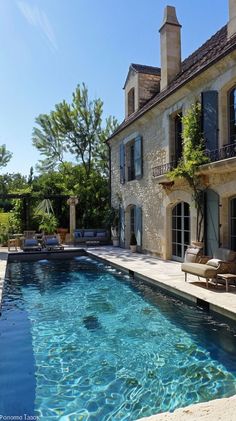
[
  {"x1": 181, "y1": 247, "x2": 236, "y2": 288},
  {"x1": 43, "y1": 235, "x2": 64, "y2": 251},
  {"x1": 23, "y1": 237, "x2": 42, "y2": 252}
]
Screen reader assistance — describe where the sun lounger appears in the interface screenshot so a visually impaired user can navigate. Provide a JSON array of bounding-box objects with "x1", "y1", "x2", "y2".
[
  {"x1": 181, "y1": 247, "x2": 236, "y2": 288},
  {"x1": 43, "y1": 235, "x2": 64, "y2": 251},
  {"x1": 23, "y1": 238, "x2": 42, "y2": 252}
]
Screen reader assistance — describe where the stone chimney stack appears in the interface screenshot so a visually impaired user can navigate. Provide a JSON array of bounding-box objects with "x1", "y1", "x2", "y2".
[
  {"x1": 159, "y1": 6, "x2": 181, "y2": 91},
  {"x1": 228, "y1": 0, "x2": 236, "y2": 39}
]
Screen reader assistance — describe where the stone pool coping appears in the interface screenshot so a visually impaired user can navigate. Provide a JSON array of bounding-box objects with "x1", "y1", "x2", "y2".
[
  {"x1": 137, "y1": 394, "x2": 236, "y2": 421},
  {"x1": 1, "y1": 245, "x2": 236, "y2": 420}
]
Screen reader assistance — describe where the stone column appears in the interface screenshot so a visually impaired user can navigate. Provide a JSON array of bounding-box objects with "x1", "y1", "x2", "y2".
[{"x1": 67, "y1": 196, "x2": 79, "y2": 242}]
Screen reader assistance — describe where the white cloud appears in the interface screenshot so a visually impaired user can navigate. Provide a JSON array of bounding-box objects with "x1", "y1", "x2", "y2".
[{"x1": 17, "y1": 1, "x2": 58, "y2": 52}]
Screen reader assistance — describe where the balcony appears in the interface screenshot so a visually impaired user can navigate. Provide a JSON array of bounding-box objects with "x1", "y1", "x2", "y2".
[
  {"x1": 153, "y1": 143, "x2": 236, "y2": 178},
  {"x1": 153, "y1": 160, "x2": 177, "y2": 177}
]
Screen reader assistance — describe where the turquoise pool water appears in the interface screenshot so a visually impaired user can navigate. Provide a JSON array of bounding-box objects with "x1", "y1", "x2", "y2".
[{"x1": 1, "y1": 256, "x2": 236, "y2": 420}]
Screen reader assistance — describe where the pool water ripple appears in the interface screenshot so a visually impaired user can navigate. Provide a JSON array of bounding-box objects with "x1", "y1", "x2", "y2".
[{"x1": 1, "y1": 256, "x2": 236, "y2": 420}]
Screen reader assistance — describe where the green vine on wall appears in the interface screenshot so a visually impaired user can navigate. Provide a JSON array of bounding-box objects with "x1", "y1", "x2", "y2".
[{"x1": 167, "y1": 102, "x2": 209, "y2": 242}]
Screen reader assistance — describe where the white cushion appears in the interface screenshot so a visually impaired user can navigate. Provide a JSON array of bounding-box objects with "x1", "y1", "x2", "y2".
[{"x1": 206, "y1": 258, "x2": 222, "y2": 268}]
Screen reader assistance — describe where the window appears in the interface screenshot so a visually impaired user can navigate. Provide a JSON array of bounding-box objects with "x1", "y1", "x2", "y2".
[
  {"x1": 129, "y1": 205, "x2": 142, "y2": 248},
  {"x1": 172, "y1": 202, "x2": 190, "y2": 261},
  {"x1": 127, "y1": 141, "x2": 135, "y2": 181},
  {"x1": 174, "y1": 113, "x2": 182, "y2": 162},
  {"x1": 130, "y1": 206, "x2": 135, "y2": 233},
  {"x1": 120, "y1": 136, "x2": 143, "y2": 184},
  {"x1": 229, "y1": 87, "x2": 236, "y2": 144},
  {"x1": 230, "y1": 197, "x2": 236, "y2": 251},
  {"x1": 170, "y1": 111, "x2": 182, "y2": 163},
  {"x1": 128, "y1": 88, "x2": 135, "y2": 116}
]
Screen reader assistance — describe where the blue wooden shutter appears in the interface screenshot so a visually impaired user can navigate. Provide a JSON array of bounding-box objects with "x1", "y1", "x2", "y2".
[
  {"x1": 201, "y1": 91, "x2": 218, "y2": 151},
  {"x1": 119, "y1": 206, "x2": 125, "y2": 247},
  {"x1": 134, "y1": 136, "x2": 143, "y2": 179},
  {"x1": 119, "y1": 143, "x2": 125, "y2": 184},
  {"x1": 135, "y1": 206, "x2": 142, "y2": 248},
  {"x1": 204, "y1": 189, "x2": 219, "y2": 256}
]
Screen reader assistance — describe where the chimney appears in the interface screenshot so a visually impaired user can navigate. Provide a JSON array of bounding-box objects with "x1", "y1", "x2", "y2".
[
  {"x1": 159, "y1": 6, "x2": 181, "y2": 91},
  {"x1": 228, "y1": 0, "x2": 236, "y2": 39}
]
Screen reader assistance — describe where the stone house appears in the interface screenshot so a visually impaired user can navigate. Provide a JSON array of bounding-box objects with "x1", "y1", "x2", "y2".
[{"x1": 107, "y1": 0, "x2": 236, "y2": 262}]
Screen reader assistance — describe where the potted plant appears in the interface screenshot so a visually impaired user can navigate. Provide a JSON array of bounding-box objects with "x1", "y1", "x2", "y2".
[
  {"x1": 38, "y1": 213, "x2": 58, "y2": 235},
  {"x1": 130, "y1": 232, "x2": 137, "y2": 252}
]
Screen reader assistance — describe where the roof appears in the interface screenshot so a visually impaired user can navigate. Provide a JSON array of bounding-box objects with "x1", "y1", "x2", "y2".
[
  {"x1": 123, "y1": 63, "x2": 161, "y2": 89},
  {"x1": 131, "y1": 63, "x2": 161, "y2": 75},
  {"x1": 109, "y1": 25, "x2": 236, "y2": 142}
]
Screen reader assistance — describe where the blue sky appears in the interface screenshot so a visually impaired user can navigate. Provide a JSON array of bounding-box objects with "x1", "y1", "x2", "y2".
[{"x1": 0, "y1": 0, "x2": 229, "y2": 175}]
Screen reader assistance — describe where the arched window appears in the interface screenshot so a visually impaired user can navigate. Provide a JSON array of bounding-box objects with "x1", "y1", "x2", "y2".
[
  {"x1": 128, "y1": 88, "x2": 135, "y2": 116},
  {"x1": 229, "y1": 87, "x2": 236, "y2": 144}
]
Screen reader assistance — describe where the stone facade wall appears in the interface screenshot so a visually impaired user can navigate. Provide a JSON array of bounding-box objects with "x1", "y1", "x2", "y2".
[
  {"x1": 138, "y1": 73, "x2": 160, "y2": 109},
  {"x1": 110, "y1": 51, "x2": 236, "y2": 259}
]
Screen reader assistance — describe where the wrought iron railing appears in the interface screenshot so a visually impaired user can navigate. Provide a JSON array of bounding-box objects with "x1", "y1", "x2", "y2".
[
  {"x1": 153, "y1": 143, "x2": 236, "y2": 178},
  {"x1": 205, "y1": 142, "x2": 236, "y2": 162},
  {"x1": 152, "y1": 160, "x2": 177, "y2": 177}
]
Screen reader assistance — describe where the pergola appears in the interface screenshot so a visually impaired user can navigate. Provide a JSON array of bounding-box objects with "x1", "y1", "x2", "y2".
[{"x1": 0, "y1": 193, "x2": 71, "y2": 230}]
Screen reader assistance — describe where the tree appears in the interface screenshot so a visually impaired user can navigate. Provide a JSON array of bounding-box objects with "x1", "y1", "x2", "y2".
[
  {"x1": 0, "y1": 144, "x2": 12, "y2": 169},
  {"x1": 32, "y1": 83, "x2": 118, "y2": 177},
  {"x1": 167, "y1": 103, "x2": 209, "y2": 242}
]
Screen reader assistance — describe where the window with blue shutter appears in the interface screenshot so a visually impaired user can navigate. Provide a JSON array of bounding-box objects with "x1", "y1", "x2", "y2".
[
  {"x1": 201, "y1": 91, "x2": 218, "y2": 151},
  {"x1": 134, "y1": 136, "x2": 143, "y2": 179},
  {"x1": 119, "y1": 143, "x2": 125, "y2": 184},
  {"x1": 229, "y1": 87, "x2": 236, "y2": 144},
  {"x1": 119, "y1": 206, "x2": 125, "y2": 247},
  {"x1": 135, "y1": 206, "x2": 142, "y2": 248}
]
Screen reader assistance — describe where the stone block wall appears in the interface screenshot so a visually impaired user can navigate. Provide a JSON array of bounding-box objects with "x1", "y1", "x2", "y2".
[{"x1": 110, "y1": 51, "x2": 236, "y2": 259}]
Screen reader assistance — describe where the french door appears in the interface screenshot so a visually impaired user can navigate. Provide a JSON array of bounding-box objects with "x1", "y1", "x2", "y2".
[{"x1": 172, "y1": 202, "x2": 190, "y2": 261}]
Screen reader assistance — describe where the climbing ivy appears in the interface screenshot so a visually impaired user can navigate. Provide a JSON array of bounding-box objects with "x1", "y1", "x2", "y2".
[{"x1": 168, "y1": 102, "x2": 209, "y2": 242}]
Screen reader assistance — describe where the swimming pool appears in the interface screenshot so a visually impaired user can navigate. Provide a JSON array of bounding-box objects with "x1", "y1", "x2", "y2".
[{"x1": 1, "y1": 255, "x2": 236, "y2": 420}]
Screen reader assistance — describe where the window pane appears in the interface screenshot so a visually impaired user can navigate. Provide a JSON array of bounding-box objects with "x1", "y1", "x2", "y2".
[
  {"x1": 176, "y1": 203, "x2": 182, "y2": 216},
  {"x1": 177, "y1": 230, "x2": 182, "y2": 244},
  {"x1": 184, "y1": 202, "x2": 190, "y2": 215},
  {"x1": 184, "y1": 217, "x2": 190, "y2": 231},
  {"x1": 177, "y1": 244, "x2": 182, "y2": 257},
  {"x1": 177, "y1": 217, "x2": 182, "y2": 229},
  {"x1": 184, "y1": 231, "x2": 190, "y2": 245}
]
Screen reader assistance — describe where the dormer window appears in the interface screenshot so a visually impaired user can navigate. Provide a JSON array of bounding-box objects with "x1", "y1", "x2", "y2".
[{"x1": 128, "y1": 88, "x2": 135, "y2": 116}]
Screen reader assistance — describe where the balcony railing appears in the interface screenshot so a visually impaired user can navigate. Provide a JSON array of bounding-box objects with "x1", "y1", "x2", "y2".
[
  {"x1": 153, "y1": 160, "x2": 177, "y2": 177},
  {"x1": 205, "y1": 142, "x2": 236, "y2": 162},
  {"x1": 153, "y1": 143, "x2": 236, "y2": 178}
]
